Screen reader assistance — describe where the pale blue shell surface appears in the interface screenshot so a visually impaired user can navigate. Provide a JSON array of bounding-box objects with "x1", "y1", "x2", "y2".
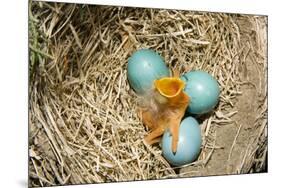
[
  {"x1": 180, "y1": 70, "x2": 220, "y2": 114},
  {"x1": 161, "y1": 116, "x2": 202, "y2": 166},
  {"x1": 127, "y1": 49, "x2": 170, "y2": 94}
]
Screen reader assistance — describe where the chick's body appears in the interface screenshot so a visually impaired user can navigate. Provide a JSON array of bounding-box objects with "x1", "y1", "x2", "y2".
[{"x1": 139, "y1": 77, "x2": 189, "y2": 153}]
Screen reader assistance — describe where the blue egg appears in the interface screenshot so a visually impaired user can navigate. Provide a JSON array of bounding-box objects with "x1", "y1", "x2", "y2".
[
  {"x1": 127, "y1": 49, "x2": 170, "y2": 94},
  {"x1": 180, "y1": 70, "x2": 220, "y2": 114},
  {"x1": 161, "y1": 117, "x2": 202, "y2": 166}
]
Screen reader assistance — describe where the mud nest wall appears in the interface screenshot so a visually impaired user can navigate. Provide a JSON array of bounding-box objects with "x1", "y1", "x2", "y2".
[{"x1": 28, "y1": 1, "x2": 267, "y2": 187}]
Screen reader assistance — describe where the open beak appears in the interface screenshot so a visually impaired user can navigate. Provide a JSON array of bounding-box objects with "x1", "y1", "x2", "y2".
[{"x1": 154, "y1": 77, "x2": 186, "y2": 99}]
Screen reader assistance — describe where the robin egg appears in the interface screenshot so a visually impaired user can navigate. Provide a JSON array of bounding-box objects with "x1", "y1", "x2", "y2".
[
  {"x1": 127, "y1": 49, "x2": 170, "y2": 94},
  {"x1": 161, "y1": 116, "x2": 202, "y2": 166},
  {"x1": 180, "y1": 70, "x2": 220, "y2": 114}
]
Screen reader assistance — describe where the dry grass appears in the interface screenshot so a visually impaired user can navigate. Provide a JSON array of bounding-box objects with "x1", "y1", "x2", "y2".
[{"x1": 28, "y1": 1, "x2": 267, "y2": 187}]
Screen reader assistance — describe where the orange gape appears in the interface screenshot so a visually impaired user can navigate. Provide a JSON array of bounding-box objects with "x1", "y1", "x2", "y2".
[{"x1": 139, "y1": 75, "x2": 189, "y2": 153}]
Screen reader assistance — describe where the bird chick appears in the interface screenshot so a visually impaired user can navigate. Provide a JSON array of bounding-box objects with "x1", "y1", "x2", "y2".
[{"x1": 138, "y1": 74, "x2": 189, "y2": 153}]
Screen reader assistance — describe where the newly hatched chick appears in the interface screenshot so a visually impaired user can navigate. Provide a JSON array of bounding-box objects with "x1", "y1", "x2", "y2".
[{"x1": 138, "y1": 72, "x2": 189, "y2": 153}]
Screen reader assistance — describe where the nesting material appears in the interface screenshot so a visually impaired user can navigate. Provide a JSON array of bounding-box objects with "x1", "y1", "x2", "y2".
[{"x1": 29, "y1": 1, "x2": 267, "y2": 187}]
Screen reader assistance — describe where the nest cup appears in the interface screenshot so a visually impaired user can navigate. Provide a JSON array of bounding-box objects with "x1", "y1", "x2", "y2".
[{"x1": 28, "y1": 1, "x2": 267, "y2": 186}]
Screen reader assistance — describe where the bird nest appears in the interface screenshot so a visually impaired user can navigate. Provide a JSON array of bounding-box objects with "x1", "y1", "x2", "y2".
[{"x1": 28, "y1": 1, "x2": 268, "y2": 187}]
